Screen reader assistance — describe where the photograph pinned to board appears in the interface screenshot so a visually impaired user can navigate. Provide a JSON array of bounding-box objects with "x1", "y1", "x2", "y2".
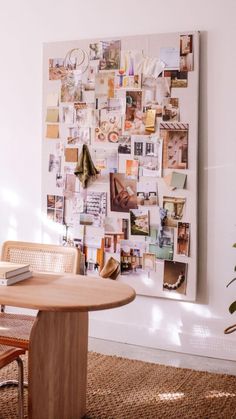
[
  {"x1": 104, "y1": 217, "x2": 129, "y2": 238},
  {"x1": 62, "y1": 224, "x2": 85, "y2": 250},
  {"x1": 120, "y1": 239, "x2": 147, "y2": 276},
  {"x1": 95, "y1": 108, "x2": 122, "y2": 143},
  {"x1": 130, "y1": 208, "x2": 149, "y2": 236},
  {"x1": 163, "y1": 171, "x2": 187, "y2": 190},
  {"x1": 163, "y1": 260, "x2": 187, "y2": 294},
  {"x1": 124, "y1": 90, "x2": 145, "y2": 134},
  {"x1": 46, "y1": 108, "x2": 59, "y2": 123},
  {"x1": 162, "y1": 98, "x2": 180, "y2": 122},
  {"x1": 85, "y1": 60, "x2": 99, "y2": 91},
  {"x1": 64, "y1": 173, "x2": 79, "y2": 194},
  {"x1": 74, "y1": 102, "x2": 94, "y2": 127},
  {"x1": 162, "y1": 196, "x2": 186, "y2": 228},
  {"x1": 61, "y1": 72, "x2": 82, "y2": 103},
  {"x1": 146, "y1": 225, "x2": 174, "y2": 261},
  {"x1": 104, "y1": 229, "x2": 125, "y2": 254},
  {"x1": 99, "y1": 40, "x2": 121, "y2": 70},
  {"x1": 115, "y1": 50, "x2": 142, "y2": 89},
  {"x1": 160, "y1": 122, "x2": 188, "y2": 169},
  {"x1": 49, "y1": 58, "x2": 67, "y2": 80},
  {"x1": 89, "y1": 42, "x2": 102, "y2": 61},
  {"x1": 92, "y1": 147, "x2": 118, "y2": 182},
  {"x1": 110, "y1": 173, "x2": 137, "y2": 212},
  {"x1": 137, "y1": 179, "x2": 158, "y2": 206},
  {"x1": 64, "y1": 193, "x2": 85, "y2": 226},
  {"x1": 155, "y1": 76, "x2": 171, "y2": 104},
  {"x1": 80, "y1": 191, "x2": 107, "y2": 228},
  {"x1": 118, "y1": 135, "x2": 131, "y2": 154},
  {"x1": 67, "y1": 126, "x2": 90, "y2": 145},
  {"x1": 180, "y1": 34, "x2": 194, "y2": 72},
  {"x1": 126, "y1": 159, "x2": 139, "y2": 179},
  {"x1": 164, "y1": 70, "x2": 188, "y2": 88},
  {"x1": 143, "y1": 253, "x2": 156, "y2": 272},
  {"x1": 46, "y1": 124, "x2": 59, "y2": 139},
  {"x1": 48, "y1": 154, "x2": 61, "y2": 173},
  {"x1": 132, "y1": 136, "x2": 163, "y2": 177},
  {"x1": 177, "y1": 222, "x2": 190, "y2": 256},
  {"x1": 46, "y1": 194, "x2": 64, "y2": 224},
  {"x1": 95, "y1": 72, "x2": 115, "y2": 100},
  {"x1": 61, "y1": 104, "x2": 75, "y2": 124}
]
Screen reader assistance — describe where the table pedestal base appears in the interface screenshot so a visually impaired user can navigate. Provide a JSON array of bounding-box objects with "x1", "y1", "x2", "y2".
[{"x1": 29, "y1": 311, "x2": 88, "y2": 419}]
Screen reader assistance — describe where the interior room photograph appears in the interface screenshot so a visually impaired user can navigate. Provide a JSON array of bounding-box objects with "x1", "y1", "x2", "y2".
[{"x1": 0, "y1": 1, "x2": 236, "y2": 418}]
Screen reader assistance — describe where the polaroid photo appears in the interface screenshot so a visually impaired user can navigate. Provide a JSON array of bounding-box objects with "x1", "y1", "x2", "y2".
[{"x1": 74, "y1": 102, "x2": 94, "y2": 127}]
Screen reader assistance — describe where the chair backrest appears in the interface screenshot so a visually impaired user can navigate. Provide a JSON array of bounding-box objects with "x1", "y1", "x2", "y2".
[{"x1": 1, "y1": 241, "x2": 80, "y2": 275}]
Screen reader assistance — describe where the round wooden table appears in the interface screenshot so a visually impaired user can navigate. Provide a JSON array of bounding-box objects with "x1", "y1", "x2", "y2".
[{"x1": 0, "y1": 273, "x2": 136, "y2": 419}]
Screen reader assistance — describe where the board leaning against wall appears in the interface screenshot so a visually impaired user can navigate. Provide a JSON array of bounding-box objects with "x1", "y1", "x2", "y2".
[{"x1": 42, "y1": 31, "x2": 199, "y2": 301}]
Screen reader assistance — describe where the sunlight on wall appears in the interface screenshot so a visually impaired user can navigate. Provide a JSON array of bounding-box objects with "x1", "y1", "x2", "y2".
[
  {"x1": 36, "y1": 208, "x2": 64, "y2": 235},
  {"x1": 180, "y1": 302, "x2": 214, "y2": 319},
  {"x1": 1, "y1": 188, "x2": 20, "y2": 207},
  {"x1": 149, "y1": 305, "x2": 164, "y2": 333}
]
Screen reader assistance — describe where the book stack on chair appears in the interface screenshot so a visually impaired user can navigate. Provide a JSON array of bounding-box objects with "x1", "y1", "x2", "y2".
[{"x1": 0, "y1": 261, "x2": 32, "y2": 286}]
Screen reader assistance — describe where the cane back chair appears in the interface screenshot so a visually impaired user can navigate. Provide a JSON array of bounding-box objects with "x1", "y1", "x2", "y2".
[
  {"x1": 0, "y1": 345, "x2": 25, "y2": 419},
  {"x1": 0, "y1": 241, "x2": 81, "y2": 350}
]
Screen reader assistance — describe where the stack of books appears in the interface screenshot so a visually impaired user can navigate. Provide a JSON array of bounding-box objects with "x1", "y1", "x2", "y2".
[{"x1": 0, "y1": 261, "x2": 32, "y2": 286}]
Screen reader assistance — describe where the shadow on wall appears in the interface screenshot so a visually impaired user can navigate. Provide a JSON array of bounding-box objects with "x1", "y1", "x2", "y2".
[{"x1": 197, "y1": 31, "x2": 209, "y2": 305}]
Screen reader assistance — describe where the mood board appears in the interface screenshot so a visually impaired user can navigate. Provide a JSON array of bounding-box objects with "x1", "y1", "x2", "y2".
[{"x1": 42, "y1": 31, "x2": 199, "y2": 301}]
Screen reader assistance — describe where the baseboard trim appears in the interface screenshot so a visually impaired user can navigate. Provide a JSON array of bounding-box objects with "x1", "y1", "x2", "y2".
[{"x1": 89, "y1": 317, "x2": 236, "y2": 361}]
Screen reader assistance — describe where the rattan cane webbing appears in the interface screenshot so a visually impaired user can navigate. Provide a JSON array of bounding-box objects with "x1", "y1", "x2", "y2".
[
  {"x1": 0, "y1": 344, "x2": 25, "y2": 369},
  {"x1": 0, "y1": 241, "x2": 80, "y2": 351},
  {"x1": 0, "y1": 314, "x2": 34, "y2": 349},
  {"x1": 5, "y1": 246, "x2": 77, "y2": 274},
  {"x1": 0, "y1": 352, "x2": 236, "y2": 419}
]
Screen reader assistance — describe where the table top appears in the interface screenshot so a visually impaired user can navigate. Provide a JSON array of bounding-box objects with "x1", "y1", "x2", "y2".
[{"x1": 0, "y1": 273, "x2": 136, "y2": 312}]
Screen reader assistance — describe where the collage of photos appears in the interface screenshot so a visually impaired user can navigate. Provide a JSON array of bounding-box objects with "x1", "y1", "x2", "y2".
[{"x1": 45, "y1": 32, "x2": 196, "y2": 298}]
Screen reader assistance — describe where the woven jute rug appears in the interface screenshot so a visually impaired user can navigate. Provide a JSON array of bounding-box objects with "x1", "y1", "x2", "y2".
[{"x1": 0, "y1": 351, "x2": 236, "y2": 419}]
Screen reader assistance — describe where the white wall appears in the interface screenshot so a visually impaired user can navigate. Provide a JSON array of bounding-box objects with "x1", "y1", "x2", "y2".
[{"x1": 0, "y1": 0, "x2": 236, "y2": 360}]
